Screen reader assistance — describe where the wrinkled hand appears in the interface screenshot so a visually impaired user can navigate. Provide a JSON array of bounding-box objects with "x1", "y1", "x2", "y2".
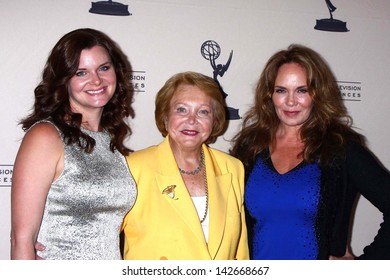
[{"x1": 34, "y1": 242, "x2": 45, "y2": 260}]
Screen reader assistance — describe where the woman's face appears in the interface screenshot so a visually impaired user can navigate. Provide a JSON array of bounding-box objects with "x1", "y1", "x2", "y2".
[
  {"x1": 272, "y1": 63, "x2": 313, "y2": 130},
  {"x1": 68, "y1": 45, "x2": 116, "y2": 114},
  {"x1": 166, "y1": 84, "x2": 214, "y2": 152}
]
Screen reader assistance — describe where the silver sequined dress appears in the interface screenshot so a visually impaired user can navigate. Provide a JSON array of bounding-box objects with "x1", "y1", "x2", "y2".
[{"x1": 36, "y1": 122, "x2": 136, "y2": 260}]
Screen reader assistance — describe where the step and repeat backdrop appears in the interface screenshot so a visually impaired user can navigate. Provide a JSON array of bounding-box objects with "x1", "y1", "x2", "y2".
[{"x1": 1, "y1": 0, "x2": 389, "y2": 260}]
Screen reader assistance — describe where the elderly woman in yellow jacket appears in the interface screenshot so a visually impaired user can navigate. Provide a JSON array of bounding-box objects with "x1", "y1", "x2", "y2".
[{"x1": 122, "y1": 71, "x2": 249, "y2": 260}]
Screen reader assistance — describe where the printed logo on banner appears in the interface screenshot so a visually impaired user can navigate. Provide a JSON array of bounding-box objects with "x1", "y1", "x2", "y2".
[
  {"x1": 200, "y1": 40, "x2": 240, "y2": 120},
  {"x1": 0, "y1": 165, "x2": 13, "y2": 187},
  {"x1": 89, "y1": 1, "x2": 132, "y2": 16},
  {"x1": 314, "y1": 0, "x2": 349, "y2": 32},
  {"x1": 337, "y1": 81, "x2": 362, "y2": 101},
  {"x1": 130, "y1": 71, "x2": 146, "y2": 93}
]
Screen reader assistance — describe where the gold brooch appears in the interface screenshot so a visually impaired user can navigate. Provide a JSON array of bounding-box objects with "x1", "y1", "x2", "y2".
[{"x1": 162, "y1": 185, "x2": 177, "y2": 199}]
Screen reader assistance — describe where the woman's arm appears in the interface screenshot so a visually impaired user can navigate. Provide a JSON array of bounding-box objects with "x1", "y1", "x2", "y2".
[
  {"x1": 347, "y1": 142, "x2": 390, "y2": 259},
  {"x1": 11, "y1": 123, "x2": 63, "y2": 259}
]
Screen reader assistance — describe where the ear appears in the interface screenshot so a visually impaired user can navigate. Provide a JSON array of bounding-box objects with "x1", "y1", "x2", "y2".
[{"x1": 164, "y1": 117, "x2": 168, "y2": 130}]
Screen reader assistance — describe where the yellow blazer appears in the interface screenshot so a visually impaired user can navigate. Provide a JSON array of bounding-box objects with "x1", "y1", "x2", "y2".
[{"x1": 122, "y1": 136, "x2": 249, "y2": 260}]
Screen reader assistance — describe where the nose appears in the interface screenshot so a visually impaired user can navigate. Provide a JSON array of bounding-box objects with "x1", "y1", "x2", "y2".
[
  {"x1": 286, "y1": 92, "x2": 296, "y2": 106},
  {"x1": 187, "y1": 111, "x2": 197, "y2": 124},
  {"x1": 90, "y1": 72, "x2": 102, "y2": 86}
]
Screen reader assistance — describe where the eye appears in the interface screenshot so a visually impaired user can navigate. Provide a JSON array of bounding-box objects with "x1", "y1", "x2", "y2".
[
  {"x1": 198, "y1": 109, "x2": 210, "y2": 116},
  {"x1": 176, "y1": 106, "x2": 187, "y2": 114},
  {"x1": 99, "y1": 64, "x2": 111, "y2": 72},
  {"x1": 75, "y1": 70, "x2": 87, "y2": 77},
  {"x1": 297, "y1": 87, "x2": 309, "y2": 94},
  {"x1": 274, "y1": 87, "x2": 286, "y2": 94}
]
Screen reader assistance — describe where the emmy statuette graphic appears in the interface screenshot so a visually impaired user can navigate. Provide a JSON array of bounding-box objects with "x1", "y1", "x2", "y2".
[
  {"x1": 314, "y1": 0, "x2": 349, "y2": 32},
  {"x1": 201, "y1": 40, "x2": 240, "y2": 120},
  {"x1": 89, "y1": 0, "x2": 131, "y2": 16}
]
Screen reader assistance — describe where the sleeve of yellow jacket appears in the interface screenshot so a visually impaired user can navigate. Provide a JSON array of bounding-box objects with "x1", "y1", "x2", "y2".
[{"x1": 121, "y1": 136, "x2": 249, "y2": 260}]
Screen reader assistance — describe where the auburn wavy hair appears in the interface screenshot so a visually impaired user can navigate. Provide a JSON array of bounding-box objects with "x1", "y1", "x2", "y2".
[
  {"x1": 20, "y1": 28, "x2": 135, "y2": 155},
  {"x1": 230, "y1": 44, "x2": 364, "y2": 170}
]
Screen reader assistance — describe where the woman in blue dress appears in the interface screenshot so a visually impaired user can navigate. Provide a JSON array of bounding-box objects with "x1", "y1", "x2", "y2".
[{"x1": 230, "y1": 44, "x2": 390, "y2": 259}]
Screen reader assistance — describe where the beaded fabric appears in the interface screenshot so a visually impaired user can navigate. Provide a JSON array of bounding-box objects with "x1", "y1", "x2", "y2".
[{"x1": 35, "y1": 121, "x2": 136, "y2": 260}]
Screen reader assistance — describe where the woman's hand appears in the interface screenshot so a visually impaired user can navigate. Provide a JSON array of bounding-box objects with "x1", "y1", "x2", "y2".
[
  {"x1": 35, "y1": 241, "x2": 45, "y2": 260},
  {"x1": 329, "y1": 246, "x2": 355, "y2": 260}
]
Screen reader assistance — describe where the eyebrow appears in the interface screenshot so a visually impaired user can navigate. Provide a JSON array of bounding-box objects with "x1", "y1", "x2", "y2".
[
  {"x1": 77, "y1": 61, "x2": 112, "y2": 70},
  {"x1": 274, "y1": 85, "x2": 307, "y2": 89}
]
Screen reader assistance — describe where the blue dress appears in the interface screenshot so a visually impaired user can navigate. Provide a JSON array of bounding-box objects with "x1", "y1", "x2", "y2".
[{"x1": 245, "y1": 150, "x2": 321, "y2": 260}]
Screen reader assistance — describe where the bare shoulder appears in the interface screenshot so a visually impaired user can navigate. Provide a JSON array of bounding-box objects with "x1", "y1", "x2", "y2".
[
  {"x1": 13, "y1": 122, "x2": 64, "y2": 190},
  {"x1": 24, "y1": 122, "x2": 61, "y2": 142},
  {"x1": 20, "y1": 122, "x2": 63, "y2": 154}
]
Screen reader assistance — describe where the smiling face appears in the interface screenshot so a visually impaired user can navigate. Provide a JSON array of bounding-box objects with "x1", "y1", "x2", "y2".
[
  {"x1": 68, "y1": 45, "x2": 116, "y2": 115},
  {"x1": 272, "y1": 63, "x2": 313, "y2": 131},
  {"x1": 165, "y1": 84, "x2": 214, "y2": 152}
]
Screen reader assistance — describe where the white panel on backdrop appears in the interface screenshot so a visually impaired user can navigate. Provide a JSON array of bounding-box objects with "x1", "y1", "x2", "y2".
[{"x1": 1, "y1": 0, "x2": 389, "y2": 260}]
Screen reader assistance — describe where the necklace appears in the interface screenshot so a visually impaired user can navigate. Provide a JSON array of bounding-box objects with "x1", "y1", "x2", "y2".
[
  {"x1": 200, "y1": 164, "x2": 209, "y2": 223},
  {"x1": 178, "y1": 150, "x2": 204, "y2": 175},
  {"x1": 178, "y1": 150, "x2": 208, "y2": 223}
]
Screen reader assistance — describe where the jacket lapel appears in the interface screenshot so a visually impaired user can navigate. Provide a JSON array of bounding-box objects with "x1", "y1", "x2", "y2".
[
  {"x1": 203, "y1": 147, "x2": 231, "y2": 259},
  {"x1": 155, "y1": 137, "x2": 210, "y2": 248}
]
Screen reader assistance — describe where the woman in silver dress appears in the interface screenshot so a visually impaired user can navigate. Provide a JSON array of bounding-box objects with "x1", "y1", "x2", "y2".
[{"x1": 10, "y1": 28, "x2": 137, "y2": 260}]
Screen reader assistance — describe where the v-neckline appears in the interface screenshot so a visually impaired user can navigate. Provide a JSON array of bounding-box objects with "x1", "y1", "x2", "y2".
[{"x1": 263, "y1": 148, "x2": 305, "y2": 175}]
